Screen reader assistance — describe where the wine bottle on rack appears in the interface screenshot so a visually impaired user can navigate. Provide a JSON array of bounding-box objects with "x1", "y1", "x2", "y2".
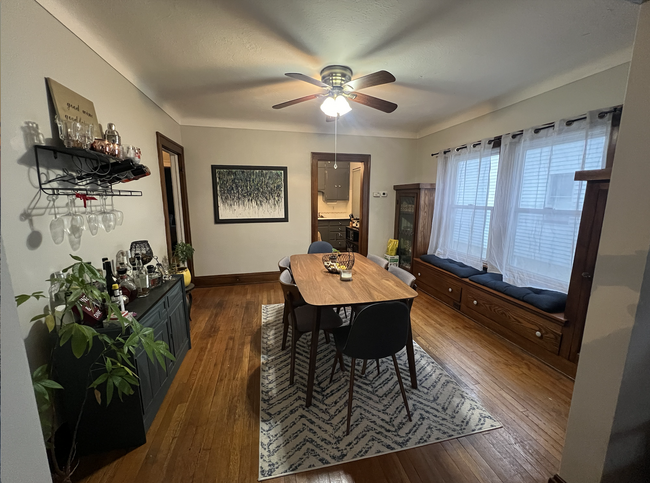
[{"x1": 120, "y1": 165, "x2": 151, "y2": 183}]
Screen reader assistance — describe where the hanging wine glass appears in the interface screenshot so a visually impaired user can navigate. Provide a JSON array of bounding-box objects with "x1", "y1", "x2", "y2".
[
  {"x1": 100, "y1": 195, "x2": 116, "y2": 232},
  {"x1": 49, "y1": 195, "x2": 65, "y2": 245},
  {"x1": 66, "y1": 195, "x2": 85, "y2": 239},
  {"x1": 86, "y1": 198, "x2": 100, "y2": 236},
  {"x1": 110, "y1": 199, "x2": 124, "y2": 227}
]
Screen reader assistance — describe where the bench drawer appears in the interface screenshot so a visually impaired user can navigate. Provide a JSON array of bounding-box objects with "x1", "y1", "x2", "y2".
[
  {"x1": 413, "y1": 259, "x2": 463, "y2": 305},
  {"x1": 461, "y1": 285, "x2": 562, "y2": 354}
]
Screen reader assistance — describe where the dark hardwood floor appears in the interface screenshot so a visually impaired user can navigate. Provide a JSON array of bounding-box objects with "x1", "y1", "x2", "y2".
[{"x1": 76, "y1": 283, "x2": 573, "y2": 483}]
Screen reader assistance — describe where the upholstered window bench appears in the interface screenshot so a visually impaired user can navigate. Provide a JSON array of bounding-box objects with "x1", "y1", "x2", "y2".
[{"x1": 412, "y1": 256, "x2": 570, "y2": 374}]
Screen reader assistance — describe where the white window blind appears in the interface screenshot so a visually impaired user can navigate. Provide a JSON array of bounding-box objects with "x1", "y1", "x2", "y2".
[
  {"x1": 487, "y1": 111, "x2": 611, "y2": 292},
  {"x1": 429, "y1": 141, "x2": 499, "y2": 270}
]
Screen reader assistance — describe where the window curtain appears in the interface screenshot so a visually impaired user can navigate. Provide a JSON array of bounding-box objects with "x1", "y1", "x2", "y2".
[
  {"x1": 428, "y1": 140, "x2": 499, "y2": 270},
  {"x1": 487, "y1": 110, "x2": 612, "y2": 292}
]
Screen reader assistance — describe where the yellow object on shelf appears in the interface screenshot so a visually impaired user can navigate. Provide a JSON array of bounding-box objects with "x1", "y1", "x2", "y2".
[{"x1": 387, "y1": 239, "x2": 399, "y2": 256}]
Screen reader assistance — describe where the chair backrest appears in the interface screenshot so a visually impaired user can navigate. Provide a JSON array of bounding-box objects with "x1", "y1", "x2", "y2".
[
  {"x1": 307, "y1": 241, "x2": 333, "y2": 254},
  {"x1": 278, "y1": 256, "x2": 291, "y2": 273},
  {"x1": 340, "y1": 302, "x2": 410, "y2": 360},
  {"x1": 367, "y1": 254, "x2": 389, "y2": 270},
  {"x1": 388, "y1": 265, "x2": 416, "y2": 288},
  {"x1": 279, "y1": 269, "x2": 302, "y2": 307}
]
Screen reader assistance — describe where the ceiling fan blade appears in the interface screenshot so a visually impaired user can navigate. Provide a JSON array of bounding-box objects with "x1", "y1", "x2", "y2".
[
  {"x1": 285, "y1": 73, "x2": 328, "y2": 88},
  {"x1": 347, "y1": 92, "x2": 397, "y2": 113},
  {"x1": 272, "y1": 94, "x2": 320, "y2": 109},
  {"x1": 344, "y1": 70, "x2": 395, "y2": 91}
]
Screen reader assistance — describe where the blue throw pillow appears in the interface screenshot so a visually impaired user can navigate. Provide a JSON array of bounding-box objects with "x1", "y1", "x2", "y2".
[
  {"x1": 420, "y1": 254, "x2": 484, "y2": 278},
  {"x1": 468, "y1": 273, "x2": 567, "y2": 313}
]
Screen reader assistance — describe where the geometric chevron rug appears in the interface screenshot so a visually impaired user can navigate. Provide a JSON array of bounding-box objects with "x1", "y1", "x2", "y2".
[{"x1": 259, "y1": 304, "x2": 502, "y2": 480}]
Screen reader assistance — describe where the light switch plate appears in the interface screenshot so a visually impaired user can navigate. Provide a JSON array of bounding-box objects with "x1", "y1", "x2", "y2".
[{"x1": 373, "y1": 192, "x2": 381, "y2": 197}]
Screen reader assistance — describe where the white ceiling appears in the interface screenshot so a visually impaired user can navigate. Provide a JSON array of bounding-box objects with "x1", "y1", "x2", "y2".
[{"x1": 37, "y1": 0, "x2": 640, "y2": 138}]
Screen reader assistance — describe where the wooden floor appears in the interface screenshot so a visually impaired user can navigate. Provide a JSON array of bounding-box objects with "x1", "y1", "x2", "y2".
[{"x1": 76, "y1": 283, "x2": 574, "y2": 483}]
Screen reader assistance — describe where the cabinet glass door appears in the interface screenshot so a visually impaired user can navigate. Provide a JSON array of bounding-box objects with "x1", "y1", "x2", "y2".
[{"x1": 397, "y1": 195, "x2": 416, "y2": 270}]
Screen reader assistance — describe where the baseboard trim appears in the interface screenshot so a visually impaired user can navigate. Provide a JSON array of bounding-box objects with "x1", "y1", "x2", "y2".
[
  {"x1": 194, "y1": 271, "x2": 279, "y2": 288},
  {"x1": 549, "y1": 475, "x2": 567, "y2": 483}
]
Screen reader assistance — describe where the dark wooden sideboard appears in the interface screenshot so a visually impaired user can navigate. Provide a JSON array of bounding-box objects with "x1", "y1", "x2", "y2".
[{"x1": 54, "y1": 275, "x2": 191, "y2": 455}]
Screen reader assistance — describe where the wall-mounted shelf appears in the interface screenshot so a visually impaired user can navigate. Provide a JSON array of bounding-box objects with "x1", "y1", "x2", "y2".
[{"x1": 34, "y1": 144, "x2": 144, "y2": 197}]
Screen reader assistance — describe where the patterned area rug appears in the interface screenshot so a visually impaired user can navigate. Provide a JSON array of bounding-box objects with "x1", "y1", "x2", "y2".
[{"x1": 259, "y1": 304, "x2": 501, "y2": 480}]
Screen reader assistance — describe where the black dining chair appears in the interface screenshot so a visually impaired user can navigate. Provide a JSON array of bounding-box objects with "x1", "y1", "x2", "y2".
[
  {"x1": 329, "y1": 302, "x2": 412, "y2": 435},
  {"x1": 279, "y1": 270, "x2": 344, "y2": 387},
  {"x1": 278, "y1": 257, "x2": 296, "y2": 350},
  {"x1": 367, "y1": 254, "x2": 389, "y2": 270},
  {"x1": 307, "y1": 241, "x2": 333, "y2": 254}
]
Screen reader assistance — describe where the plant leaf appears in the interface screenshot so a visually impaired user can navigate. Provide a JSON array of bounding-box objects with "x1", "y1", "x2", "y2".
[
  {"x1": 45, "y1": 314, "x2": 56, "y2": 333},
  {"x1": 106, "y1": 378, "x2": 114, "y2": 406},
  {"x1": 39, "y1": 379, "x2": 63, "y2": 390},
  {"x1": 30, "y1": 313, "x2": 47, "y2": 322},
  {"x1": 94, "y1": 389, "x2": 102, "y2": 405},
  {"x1": 71, "y1": 326, "x2": 89, "y2": 358}
]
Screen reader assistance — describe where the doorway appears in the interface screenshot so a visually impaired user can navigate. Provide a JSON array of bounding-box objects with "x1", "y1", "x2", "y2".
[
  {"x1": 311, "y1": 152, "x2": 370, "y2": 255},
  {"x1": 156, "y1": 132, "x2": 193, "y2": 275}
]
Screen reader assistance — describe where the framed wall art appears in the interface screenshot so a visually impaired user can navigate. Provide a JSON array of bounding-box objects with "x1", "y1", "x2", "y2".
[{"x1": 211, "y1": 165, "x2": 289, "y2": 224}]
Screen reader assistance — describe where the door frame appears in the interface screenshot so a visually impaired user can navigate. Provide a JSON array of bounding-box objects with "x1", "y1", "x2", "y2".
[
  {"x1": 311, "y1": 152, "x2": 370, "y2": 256},
  {"x1": 156, "y1": 132, "x2": 193, "y2": 275}
]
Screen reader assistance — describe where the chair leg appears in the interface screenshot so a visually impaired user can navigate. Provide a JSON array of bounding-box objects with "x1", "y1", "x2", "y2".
[
  {"x1": 391, "y1": 354, "x2": 412, "y2": 422},
  {"x1": 290, "y1": 326, "x2": 298, "y2": 385},
  {"x1": 347, "y1": 358, "x2": 356, "y2": 436},
  {"x1": 361, "y1": 359, "x2": 367, "y2": 375},
  {"x1": 281, "y1": 303, "x2": 290, "y2": 351},
  {"x1": 376, "y1": 359, "x2": 381, "y2": 377},
  {"x1": 324, "y1": 331, "x2": 330, "y2": 344},
  {"x1": 330, "y1": 350, "x2": 339, "y2": 383},
  {"x1": 338, "y1": 352, "x2": 346, "y2": 373}
]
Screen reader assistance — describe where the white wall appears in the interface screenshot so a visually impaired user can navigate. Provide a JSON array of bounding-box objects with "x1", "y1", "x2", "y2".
[
  {"x1": 180, "y1": 126, "x2": 417, "y2": 276},
  {"x1": 1, "y1": 0, "x2": 181, "y2": 341},
  {"x1": 560, "y1": 4, "x2": 650, "y2": 482},
  {"x1": 415, "y1": 63, "x2": 630, "y2": 182}
]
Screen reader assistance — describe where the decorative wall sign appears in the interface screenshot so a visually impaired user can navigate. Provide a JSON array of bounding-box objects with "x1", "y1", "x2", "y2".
[
  {"x1": 46, "y1": 78, "x2": 102, "y2": 138},
  {"x1": 212, "y1": 165, "x2": 288, "y2": 224}
]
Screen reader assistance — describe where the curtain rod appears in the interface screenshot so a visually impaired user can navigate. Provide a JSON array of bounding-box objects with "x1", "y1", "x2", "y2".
[{"x1": 430, "y1": 106, "x2": 621, "y2": 156}]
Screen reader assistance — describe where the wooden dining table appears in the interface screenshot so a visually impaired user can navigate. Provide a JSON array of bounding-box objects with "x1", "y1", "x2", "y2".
[{"x1": 290, "y1": 253, "x2": 418, "y2": 407}]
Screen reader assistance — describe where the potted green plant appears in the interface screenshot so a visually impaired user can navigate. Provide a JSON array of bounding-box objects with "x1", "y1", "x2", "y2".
[
  {"x1": 172, "y1": 242, "x2": 195, "y2": 286},
  {"x1": 18, "y1": 255, "x2": 174, "y2": 483}
]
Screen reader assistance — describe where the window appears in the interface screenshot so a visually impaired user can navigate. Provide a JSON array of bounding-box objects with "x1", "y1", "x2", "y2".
[
  {"x1": 430, "y1": 142, "x2": 499, "y2": 270},
  {"x1": 432, "y1": 109, "x2": 614, "y2": 293}
]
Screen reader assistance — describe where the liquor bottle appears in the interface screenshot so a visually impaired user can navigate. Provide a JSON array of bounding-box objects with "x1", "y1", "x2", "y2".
[
  {"x1": 117, "y1": 268, "x2": 136, "y2": 305},
  {"x1": 135, "y1": 254, "x2": 150, "y2": 298},
  {"x1": 102, "y1": 258, "x2": 116, "y2": 295},
  {"x1": 111, "y1": 283, "x2": 126, "y2": 312},
  {"x1": 147, "y1": 264, "x2": 161, "y2": 288}
]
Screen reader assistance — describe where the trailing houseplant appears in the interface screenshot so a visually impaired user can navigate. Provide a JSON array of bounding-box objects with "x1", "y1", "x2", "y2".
[
  {"x1": 171, "y1": 242, "x2": 194, "y2": 286},
  {"x1": 18, "y1": 255, "x2": 175, "y2": 483}
]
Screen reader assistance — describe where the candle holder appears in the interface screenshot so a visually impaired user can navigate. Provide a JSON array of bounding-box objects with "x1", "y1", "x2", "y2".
[{"x1": 340, "y1": 269, "x2": 352, "y2": 281}]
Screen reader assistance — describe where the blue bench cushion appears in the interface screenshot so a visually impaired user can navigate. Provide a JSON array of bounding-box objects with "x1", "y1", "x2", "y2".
[
  {"x1": 468, "y1": 273, "x2": 567, "y2": 313},
  {"x1": 420, "y1": 254, "x2": 484, "y2": 279}
]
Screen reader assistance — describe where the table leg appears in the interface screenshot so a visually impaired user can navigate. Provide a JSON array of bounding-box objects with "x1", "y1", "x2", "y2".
[
  {"x1": 406, "y1": 319, "x2": 418, "y2": 389},
  {"x1": 305, "y1": 306, "x2": 321, "y2": 407}
]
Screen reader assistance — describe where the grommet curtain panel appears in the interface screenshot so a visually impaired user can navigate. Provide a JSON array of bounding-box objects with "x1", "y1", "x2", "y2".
[
  {"x1": 428, "y1": 140, "x2": 499, "y2": 270},
  {"x1": 428, "y1": 109, "x2": 613, "y2": 292}
]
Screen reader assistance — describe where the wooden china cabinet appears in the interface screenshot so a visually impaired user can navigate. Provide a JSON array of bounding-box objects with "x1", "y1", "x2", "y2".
[{"x1": 393, "y1": 183, "x2": 436, "y2": 272}]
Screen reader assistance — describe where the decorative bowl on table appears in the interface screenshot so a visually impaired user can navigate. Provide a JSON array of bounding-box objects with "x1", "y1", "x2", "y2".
[{"x1": 322, "y1": 252, "x2": 355, "y2": 273}]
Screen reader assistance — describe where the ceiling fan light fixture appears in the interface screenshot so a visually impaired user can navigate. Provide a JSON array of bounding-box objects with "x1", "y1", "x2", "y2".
[
  {"x1": 335, "y1": 96, "x2": 351, "y2": 115},
  {"x1": 320, "y1": 96, "x2": 339, "y2": 117}
]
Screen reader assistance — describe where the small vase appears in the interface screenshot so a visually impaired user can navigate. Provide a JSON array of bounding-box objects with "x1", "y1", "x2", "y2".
[{"x1": 179, "y1": 268, "x2": 192, "y2": 286}]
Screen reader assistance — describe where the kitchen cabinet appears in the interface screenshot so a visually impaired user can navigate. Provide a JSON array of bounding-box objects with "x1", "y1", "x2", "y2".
[
  {"x1": 317, "y1": 219, "x2": 348, "y2": 250},
  {"x1": 393, "y1": 183, "x2": 436, "y2": 272},
  {"x1": 54, "y1": 276, "x2": 191, "y2": 455},
  {"x1": 318, "y1": 161, "x2": 349, "y2": 201}
]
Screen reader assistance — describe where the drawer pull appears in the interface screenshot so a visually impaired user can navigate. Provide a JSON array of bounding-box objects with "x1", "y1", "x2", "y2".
[
  {"x1": 448, "y1": 288, "x2": 453, "y2": 292},
  {"x1": 417, "y1": 273, "x2": 421, "y2": 276},
  {"x1": 473, "y1": 300, "x2": 478, "y2": 305},
  {"x1": 535, "y1": 331, "x2": 542, "y2": 338}
]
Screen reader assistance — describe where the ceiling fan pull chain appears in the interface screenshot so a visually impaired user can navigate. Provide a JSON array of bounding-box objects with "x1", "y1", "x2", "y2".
[{"x1": 334, "y1": 115, "x2": 338, "y2": 169}]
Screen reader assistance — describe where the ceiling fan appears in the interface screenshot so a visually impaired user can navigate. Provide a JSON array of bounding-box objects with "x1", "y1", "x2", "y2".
[{"x1": 272, "y1": 65, "x2": 397, "y2": 118}]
